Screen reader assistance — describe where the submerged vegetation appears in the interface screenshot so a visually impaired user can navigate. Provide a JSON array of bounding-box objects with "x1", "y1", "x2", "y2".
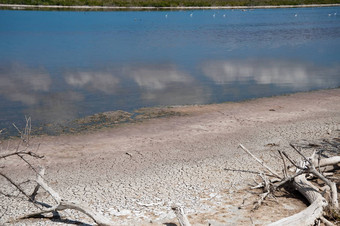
[
  {"x1": 0, "y1": 0, "x2": 340, "y2": 7},
  {"x1": 0, "y1": 107, "x2": 185, "y2": 138}
]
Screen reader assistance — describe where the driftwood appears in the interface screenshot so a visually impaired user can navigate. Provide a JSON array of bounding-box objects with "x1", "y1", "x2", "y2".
[
  {"x1": 239, "y1": 144, "x2": 340, "y2": 225},
  {"x1": 239, "y1": 144, "x2": 281, "y2": 179},
  {"x1": 269, "y1": 175, "x2": 327, "y2": 226},
  {"x1": 171, "y1": 205, "x2": 191, "y2": 226},
  {"x1": 0, "y1": 118, "x2": 113, "y2": 225},
  {"x1": 20, "y1": 168, "x2": 114, "y2": 226},
  {"x1": 1, "y1": 158, "x2": 113, "y2": 225}
]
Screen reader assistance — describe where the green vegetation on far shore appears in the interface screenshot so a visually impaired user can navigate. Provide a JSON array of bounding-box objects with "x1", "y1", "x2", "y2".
[{"x1": 1, "y1": 0, "x2": 340, "y2": 7}]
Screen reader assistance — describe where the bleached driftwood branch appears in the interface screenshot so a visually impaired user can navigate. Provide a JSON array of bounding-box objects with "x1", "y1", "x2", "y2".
[
  {"x1": 1, "y1": 118, "x2": 113, "y2": 225},
  {"x1": 239, "y1": 143, "x2": 339, "y2": 225},
  {"x1": 239, "y1": 144, "x2": 281, "y2": 179},
  {"x1": 171, "y1": 205, "x2": 191, "y2": 226},
  {"x1": 269, "y1": 162, "x2": 328, "y2": 226},
  {"x1": 22, "y1": 168, "x2": 113, "y2": 226}
]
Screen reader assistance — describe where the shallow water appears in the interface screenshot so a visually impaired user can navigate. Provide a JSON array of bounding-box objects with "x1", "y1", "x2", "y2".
[{"x1": 0, "y1": 7, "x2": 340, "y2": 132}]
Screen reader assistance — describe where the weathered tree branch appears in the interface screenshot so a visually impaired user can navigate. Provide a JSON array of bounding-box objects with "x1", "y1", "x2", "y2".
[
  {"x1": 239, "y1": 144, "x2": 281, "y2": 179},
  {"x1": 171, "y1": 205, "x2": 191, "y2": 226},
  {"x1": 0, "y1": 172, "x2": 42, "y2": 210},
  {"x1": 240, "y1": 142, "x2": 339, "y2": 225},
  {"x1": 23, "y1": 168, "x2": 114, "y2": 226},
  {"x1": 0, "y1": 151, "x2": 43, "y2": 160}
]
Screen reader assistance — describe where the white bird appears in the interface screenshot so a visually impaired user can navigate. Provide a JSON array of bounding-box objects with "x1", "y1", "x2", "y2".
[
  {"x1": 190, "y1": 13, "x2": 193, "y2": 17},
  {"x1": 328, "y1": 13, "x2": 332, "y2": 16},
  {"x1": 295, "y1": 14, "x2": 298, "y2": 17},
  {"x1": 334, "y1": 12, "x2": 337, "y2": 16},
  {"x1": 165, "y1": 14, "x2": 168, "y2": 18},
  {"x1": 213, "y1": 13, "x2": 216, "y2": 18},
  {"x1": 223, "y1": 14, "x2": 226, "y2": 18}
]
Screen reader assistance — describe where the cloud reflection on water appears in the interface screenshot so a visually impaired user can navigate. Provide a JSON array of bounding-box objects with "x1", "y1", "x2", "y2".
[
  {"x1": 0, "y1": 63, "x2": 84, "y2": 125},
  {"x1": 63, "y1": 64, "x2": 210, "y2": 106},
  {"x1": 64, "y1": 71, "x2": 120, "y2": 94},
  {"x1": 0, "y1": 63, "x2": 51, "y2": 105},
  {"x1": 125, "y1": 64, "x2": 209, "y2": 105},
  {"x1": 202, "y1": 59, "x2": 339, "y2": 89},
  {"x1": 125, "y1": 65, "x2": 193, "y2": 90},
  {"x1": 2, "y1": 59, "x2": 339, "y2": 130}
]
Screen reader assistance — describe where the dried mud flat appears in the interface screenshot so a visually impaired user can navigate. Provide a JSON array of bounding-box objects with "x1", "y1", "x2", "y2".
[{"x1": 1, "y1": 88, "x2": 340, "y2": 225}]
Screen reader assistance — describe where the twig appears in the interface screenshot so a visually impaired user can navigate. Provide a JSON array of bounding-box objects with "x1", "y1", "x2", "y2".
[
  {"x1": 290, "y1": 144, "x2": 310, "y2": 164},
  {"x1": 171, "y1": 205, "x2": 191, "y2": 226},
  {"x1": 23, "y1": 168, "x2": 113, "y2": 226},
  {"x1": 0, "y1": 151, "x2": 44, "y2": 160},
  {"x1": 320, "y1": 216, "x2": 335, "y2": 226},
  {"x1": 281, "y1": 151, "x2": 305, "y2": 170},
  {"x1": 309, "y1": 165, "x2": 338, "y2": 208},
  {"x1": 239, "y1": 144, "x2": 281, "y2": 179},
  {"x1": 12, "y1": 123, "x2": 22, "y2": 138},
  {"x1": 278, "y1": 150, "x2": 288, "y2": 178},
  {"x1": 0, "y1": 172, "x2": 42, "y2": 210}
]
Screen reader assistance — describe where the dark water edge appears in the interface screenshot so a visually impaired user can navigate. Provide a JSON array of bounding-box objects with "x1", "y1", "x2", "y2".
[
  {"x1": 0, "y1": 87, "x2": 337, "y2": 140},
  {"x1": 0, "y1": 105, "x2": 186, "y2": 139}
]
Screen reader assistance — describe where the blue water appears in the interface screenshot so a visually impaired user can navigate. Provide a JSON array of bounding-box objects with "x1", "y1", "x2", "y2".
[{"x1": 0, "y1": 7, "x2": 340, "y2": 131}]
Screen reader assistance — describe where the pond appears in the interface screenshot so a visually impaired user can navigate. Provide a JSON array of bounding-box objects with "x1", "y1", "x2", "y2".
[{"x1": 0, "y1": 7, "x2": 340, "y2": 134}]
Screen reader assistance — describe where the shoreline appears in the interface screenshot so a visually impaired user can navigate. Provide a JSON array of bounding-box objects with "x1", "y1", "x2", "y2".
[
  {"x1": 1, "y1": 3, "x2": 340, "y2": 10},
  {"x1": 1, "y1": 88, "x2": 340, "y2": 225},
  {"x1": 1, "y1": 88, "x2": 339, "y2": 138}
]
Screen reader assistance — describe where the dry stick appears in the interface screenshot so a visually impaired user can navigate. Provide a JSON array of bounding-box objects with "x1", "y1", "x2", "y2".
[
  {"x1": 239, "y1": 144, "x2": 281, "y2": 179},
  {"x1": 0, "y1": 151, "x2": 44, "y2": 160},
  {"x1": 290, "y1": 145, "x2": 339, "y2": 208},
  {"x1": 281, "y1": 151, "x2": 305, "y2": 170},
  {"x1": 308, "y1": 165, "x2": 339, "y2": 208},
  {"x1": 0, "y1": 172, "x2": 42, "y2": 210},
  {"x1": 171, "y1": 205, "x2": 191, "y2": 226},
  {"x1": 290, "y1": 144, "x2": 310, "y2": 163},
  {"x1": 12, "y1": 123, "x2": 22, "y2": 138},
  {"x1": 269, "y1": 170, "x2": 328, "y2": 225},
  {"x1": 283, "y1": 150, "x2": 339, "y2": 207},
  {"x1": 320, "y1": 216, "x2": 336, "y2": 226},
  {"x1": 17, "y1": 154, "x2": 42, "y2": 177},
  {"x1": 253, "y1": 173, "x2": 271, "y2": 210},
  {"x1": 25, "y1": 168, "x2": 113, "y2": 226},
  {"x1": 272, "y1": 170, "x2": 305, "y2": 190},
  {"x1": 271, "y1": 148, "x2": 340, "y2": 225},
  {"x1": 278, "y1": 150, "x2": 288, "y2": 178}
]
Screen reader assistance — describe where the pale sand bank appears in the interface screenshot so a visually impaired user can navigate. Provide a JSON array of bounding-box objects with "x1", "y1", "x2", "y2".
[{"x1": 1, "y1": 89, "x2": 340, "y2": 225}]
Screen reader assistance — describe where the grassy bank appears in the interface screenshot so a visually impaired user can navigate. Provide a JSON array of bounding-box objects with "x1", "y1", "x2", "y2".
[{"x1": 1, "y1": 0, "x2": 340, "y2": 7}]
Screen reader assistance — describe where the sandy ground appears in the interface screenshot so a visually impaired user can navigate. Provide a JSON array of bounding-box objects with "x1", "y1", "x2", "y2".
[{"x1": 1, "y1": 88, "x2": 340, "y2": 225}]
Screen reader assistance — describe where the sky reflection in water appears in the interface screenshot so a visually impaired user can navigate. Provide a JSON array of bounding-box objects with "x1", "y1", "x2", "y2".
[{"x1": 0, "y1": 7, "x2": 340, "y2": 130}]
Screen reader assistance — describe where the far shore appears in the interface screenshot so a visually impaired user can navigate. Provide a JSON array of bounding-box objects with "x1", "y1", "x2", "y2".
[{"x1": 1, "y1": 3, "x2": 340, "y2": 10}]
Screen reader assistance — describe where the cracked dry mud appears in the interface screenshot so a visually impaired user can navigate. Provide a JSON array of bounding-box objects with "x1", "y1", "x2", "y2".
[{"x1": 1, "y1": 88, "x2": 340, "y2": 225}]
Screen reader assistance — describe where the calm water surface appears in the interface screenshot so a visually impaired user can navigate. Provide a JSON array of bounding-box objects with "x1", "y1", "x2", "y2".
[{"x1": 0, "y1": 7, "x2": 340, "y2": 132}]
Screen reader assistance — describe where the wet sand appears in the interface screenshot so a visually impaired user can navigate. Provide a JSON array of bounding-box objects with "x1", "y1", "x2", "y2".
[{"x1": 1, "y1": 88, "x2": 340, "y2": 225}]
